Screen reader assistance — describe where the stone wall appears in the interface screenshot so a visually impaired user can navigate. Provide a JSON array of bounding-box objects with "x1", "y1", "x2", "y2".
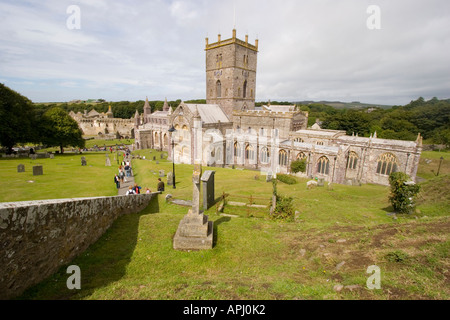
[{"x1": 0, "y1": 193, "x2": 157, "y2": 299}]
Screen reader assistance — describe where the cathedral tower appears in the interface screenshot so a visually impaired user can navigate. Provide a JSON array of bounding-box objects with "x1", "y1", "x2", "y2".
[{"x1": 205, "y1": 29, "x2": 258, "y2": 120}]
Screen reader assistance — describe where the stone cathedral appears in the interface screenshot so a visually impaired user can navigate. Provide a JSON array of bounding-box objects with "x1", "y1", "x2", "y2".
[{"x1": 134, "y1": 29, "x2": 422, "y2": 186}]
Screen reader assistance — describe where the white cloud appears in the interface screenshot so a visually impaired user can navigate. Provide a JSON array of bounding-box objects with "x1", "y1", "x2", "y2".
[{"x1": 0, "y1": 0, "x2": 449, "y2": 104}]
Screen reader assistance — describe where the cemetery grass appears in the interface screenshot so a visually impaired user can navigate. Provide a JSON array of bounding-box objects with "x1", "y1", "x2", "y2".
[
  {"x1": 0, "y1": 152, "x2": 121, "y2": 202},
  {"x1": 14, "y1": 150, "x2": 450, "y2": 300}
]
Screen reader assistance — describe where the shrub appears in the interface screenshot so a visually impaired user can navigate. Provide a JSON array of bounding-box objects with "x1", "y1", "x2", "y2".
[
  {"x1": 270, "y1": 180, "x2": 295, "y2": 221},
  {"x1": 277, "y1": 174, "x2": 297, "y2": 185},
  {"x1": 385, "y1": 250, "x2": 409, "y2": 263},
  {"x1": 388, "y1": 172, "x2": 420, "y2": 214},
  {"x1": 291, "y1": 159, "x2": 307, "y2": 173}
]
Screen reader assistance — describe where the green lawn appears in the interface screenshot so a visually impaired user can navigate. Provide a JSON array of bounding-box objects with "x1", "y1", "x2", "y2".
[{"x1": 3, "y1": 149, "x2": 449, "y2": 300}]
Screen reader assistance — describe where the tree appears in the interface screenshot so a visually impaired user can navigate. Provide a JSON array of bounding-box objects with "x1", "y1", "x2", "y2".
[
  {"x1": 39, "y1": 107, "x2": 85, "y2": 153},
  {"x1": 0, "y1": 83, "x2": 36, "y2": 153},
  {"x1": 291, "y1": 159, "x2": 306, "y2": 173}
]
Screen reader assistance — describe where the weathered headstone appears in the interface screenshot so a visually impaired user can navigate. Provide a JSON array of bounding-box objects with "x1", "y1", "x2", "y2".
[
  {"x1": 30, "y1": 154, "x2": 37, "y2": 160},
  {"x1": 201, "y1": 170, "x2": 215, "y2": 210},
  {"x1": 156, "y1": 160, "x2": 159, "y2": 164},
  {"x1": 159, "y1": 169, "x2": 165, "y2": 177},
  {"x1": 105, "y1": 156, "x2": 111, "y2": 166},
  {"x1": 49, "y1": 154, "x2": 54, "y2": 159},
  {"x1": 33, "y1": 165, "x2": 43, "y2": 176},
  {"x1": 266, "y1": 172, "x2": 273, "y2": 182},
  {"x1": 153, "y1": 156, "x2": 156, "y2": 161},
  {"x1": 17, "y1": 164, "x2": 25, "y2": 173},
  {"x1": 173, "y1": 163, "x2": 214, "y2": 250},
  {"x1": 317, "y1": 178, "x2": 325, "y2": 187},
  {"x1": 167, "y1": 171, "x2": 173, "y2": 185},
  {"x1": 160, "y1": 153, "x2": 164, "y2": 159},
  {"x1": 81, "y1": 156, "x2": 87, "y2": 166}
]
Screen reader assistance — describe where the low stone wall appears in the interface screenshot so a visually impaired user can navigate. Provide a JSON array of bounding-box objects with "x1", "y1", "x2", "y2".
[{"x1": 0, "y1": 193, "x2": 157, "y2": 299}]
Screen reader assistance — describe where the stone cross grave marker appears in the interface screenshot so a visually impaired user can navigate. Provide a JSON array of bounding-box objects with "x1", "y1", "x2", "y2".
[{"x1": 173, "y1": 163, "x2": 214, "y2": 250}]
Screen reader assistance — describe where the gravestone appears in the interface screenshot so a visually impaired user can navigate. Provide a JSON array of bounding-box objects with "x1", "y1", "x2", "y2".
[
  {"x1": 201, "y1": 170, "x2": 215, "y2": 210},
  {"x1": 105, "y1": 155, "x2": 111, "y2": 166},
  {"x1": 49, "y1": 154, "x2": 54, "y2": 159},
  {"x1": 173, "y1": 163, "x2": 214, "y2": 250},
  {"x1": 153, "y1": 156, "x2": 156, "y2": 161},
  {"x1": 30, "y1": 154, "x2": 37, "y2": 160},
  {"x1": 159, "y1": 170, "x2": 165, "y2": 177},
  {"x1": 156, "y1": 161, "x2": 159, "y2": 164},
  {"x1": 167, "y1": 171, "x2": 173, "y2": 185},
  {"x1": 81, "y1": 156, "x2": 87, "y2": 166},
  {"x1": 266, "y1": 172, "x2": 273, "y2": 182},
  {"x1": 33, "y1": 165, "x2": 43, "y2": 176},
  {"x1": 317, "y1": 178, "x2": 325, "y2": 187},
  {"x1": 17, "y1": 164, "x2": 25, "y2": 173},
  {"x1": 160, "y1": 153, "x2": 164, "y2": 159}
]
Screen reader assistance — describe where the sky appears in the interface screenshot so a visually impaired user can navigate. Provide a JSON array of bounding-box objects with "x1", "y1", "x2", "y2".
[{"x1": 0, "y1": 0, "x2": 449, "y2": 105}]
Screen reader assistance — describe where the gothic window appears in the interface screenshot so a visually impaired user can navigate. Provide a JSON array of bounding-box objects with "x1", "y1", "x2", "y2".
[
  {"x1": 317, "y1": 156, "x2": 330, "y2": 175},
  {"x1": 245, "y1": 144, "x2": 255, "y2": 160},
  {"x1": 347, "y1": 151, "x2": 358, "y2": 170},
  {"x1": 251, "y1": 89, "x2": 253, "y2": 98},
  {"x1": 238, "y1": 87, "x2": 241, "y2": 97},
  {"x1": 294, "y1": 138, "x2": 304, "y2": 143},
  {"x1": 376, "y1": 153, "x2": 398, "y2": 176},
  {"x1": 279, "y1": 149, "x2": 288, "y2": 166},
  {"x1": 296, "y1": 152, "x2": 306, "y2": 160},
  {"x1": 243, "y1": 80, "x2": 247, "y2": 98},
  {"x1": 316, "y1": 141, "x2": 324, "y2": 146},
  {"x1": 260, "y1": 147, "x2": 270, "y2": 164},
  {"x1": 216, "y1": 80, "x2": 221, "y2": 98},
  {"x1": 219, "y1": 54, "x2": 222, "y2": 68},
  {"x1": 234, "y1": 142, "x2": 241, "y2": 158}
]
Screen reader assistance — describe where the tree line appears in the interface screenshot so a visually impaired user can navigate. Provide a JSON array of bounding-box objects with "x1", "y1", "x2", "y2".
[
  {"x1": 300, "y1": 97, "x2": 449, "y2": 145},
  {"x1": 1, "y1": 82, "x2": 449, "y2": 153}
]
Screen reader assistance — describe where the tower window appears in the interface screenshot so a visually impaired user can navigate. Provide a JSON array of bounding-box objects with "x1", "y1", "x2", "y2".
[
  {"x1": 243, "y1": 80, "x2": 247, "y2": 98},
  {"x1": 216, "y1": 80, "x2": 221, "y2": 98}
]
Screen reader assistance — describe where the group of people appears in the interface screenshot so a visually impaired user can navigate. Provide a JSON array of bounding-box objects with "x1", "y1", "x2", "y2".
[{"x1": 113, "y1": 153, "x2": 166, "y2": 195}]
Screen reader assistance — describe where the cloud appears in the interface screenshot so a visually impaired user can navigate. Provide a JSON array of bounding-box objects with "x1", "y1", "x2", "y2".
[{"x1": 0, "y1": 0, "x2": 449, "y2": 105}]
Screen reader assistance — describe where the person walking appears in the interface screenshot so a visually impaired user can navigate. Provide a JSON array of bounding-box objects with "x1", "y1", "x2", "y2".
[
  {"x1": 157, "y1": 178, "x2": 165, "y2": 192},
  {"x1": 133, "y1": 183, "x2": 141, "y2": 194},
  {"x1": 114, "y1": 174, "x2": 120, "y2": 189},
  {"x1": 126, "y1": 186, "x2": 136, "y2": 195}
]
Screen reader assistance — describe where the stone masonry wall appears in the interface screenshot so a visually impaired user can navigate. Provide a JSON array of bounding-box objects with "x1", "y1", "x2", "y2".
[{"x1": 0, "y1": 193, "x2": 157, "y2": 299}]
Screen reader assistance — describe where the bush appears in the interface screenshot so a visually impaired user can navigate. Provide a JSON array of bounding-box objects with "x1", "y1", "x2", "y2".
[
  {"x1": 277, "y1": 174, "x2": 297, "y2": 185},
  {"x1": 388, "y1": 172, "x2": 420, "y2": 214},
  {"x1": 385, "y1": 250, "x2": 409, "y2": 263},
  {"x1": 270, "y1": 180, "x2": 295, "y2": 221},
  {"x1": 291, "y1": 159, "x2": 306, "y2": 173}
]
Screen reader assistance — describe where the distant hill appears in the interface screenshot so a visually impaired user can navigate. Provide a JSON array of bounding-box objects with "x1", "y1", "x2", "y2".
[{"x1": 295, "y1": 100, "x2": 393, "y2": 110}]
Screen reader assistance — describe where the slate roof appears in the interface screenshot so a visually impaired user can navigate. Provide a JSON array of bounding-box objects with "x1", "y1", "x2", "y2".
[{"x1": 184, "y1": 104, "x2": 230, "y2": 124}]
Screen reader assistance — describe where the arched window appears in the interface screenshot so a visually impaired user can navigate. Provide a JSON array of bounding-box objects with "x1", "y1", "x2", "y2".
[
  {"x1": 234, "y1": 142, "x2": 241, "y2": 158},
  {"x1": 250, "y1": 89, "x2": 253, "y2": 98},
  {"x1": 347, "y1": 151, "x2": 358, "y2": 170},
  {"x1": 316, "y1": 141, "x2": 324, "y2": 146},
  {"x1": 279, "y1": 149, "x2": 288, "y2": 166},
  {"x1": 294, "y1": 138, "x2": 304, "y2": 143},
  {"x1": 296, "y1": 152, "x2": 306, "y2": 160},
  {"x1": 260, "y1": 147, "x2": 270, "y2": 164},
  {"x1": 238, "y1": 87, "x2": 241, "y2": 97},
  {"x1": 317, "y1": 156, "x2": 330, "y2": 175},
  {"x1": 216, "y1": 80, "x2": 221, "y2": 98},
  {"x1": 376, "y1": 153, "x2": 398, "y2": 175},
  {"x1": 243, "y1": 80, "x2": 247, "y2": 98},
  {"x1": 245, "y1": 144, "x2": 255, "y2": 160}
]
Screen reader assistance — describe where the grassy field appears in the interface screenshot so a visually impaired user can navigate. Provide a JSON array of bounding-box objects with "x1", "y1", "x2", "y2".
[{"x1": 3, "y1": 149, "x2": 449, "y2": 299}]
